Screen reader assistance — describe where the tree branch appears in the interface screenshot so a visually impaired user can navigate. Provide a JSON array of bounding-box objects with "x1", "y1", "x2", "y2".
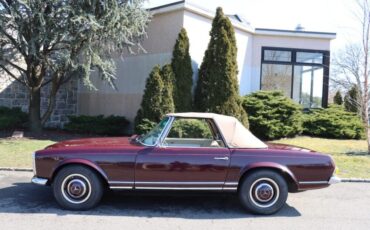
[
  {"x1": 0, "y1": 63, "x2": 27, "y2": 85},
  {"x1": 0, "y1": 28, "x2": 26, "y2": 56},
  {"x1": 1, "y1": 59, "x2": 27, "y2": 73}
]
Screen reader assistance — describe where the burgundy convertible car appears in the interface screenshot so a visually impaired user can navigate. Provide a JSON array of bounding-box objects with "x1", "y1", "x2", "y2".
[{"x1": 32, "y1": 113, "x2": 340, "y2": 214}]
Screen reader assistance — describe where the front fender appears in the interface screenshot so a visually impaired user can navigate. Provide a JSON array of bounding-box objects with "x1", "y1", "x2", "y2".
[{"x1": 51, "y1": 158, "x2": 109, "y2": 182}]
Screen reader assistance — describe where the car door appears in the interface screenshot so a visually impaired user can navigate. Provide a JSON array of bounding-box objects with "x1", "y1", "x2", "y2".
[{"x1": 135, "y1": 118, "x2": 231, "y2": 190}]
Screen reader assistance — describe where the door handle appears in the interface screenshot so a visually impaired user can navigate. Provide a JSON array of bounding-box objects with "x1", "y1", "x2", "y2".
[{"x1": 214, "y1": 157, "x2": 229, "y2": 160}]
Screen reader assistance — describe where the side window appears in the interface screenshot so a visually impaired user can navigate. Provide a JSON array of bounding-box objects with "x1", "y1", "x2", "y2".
[
  {"x1": 164, "y1": 118, "x2": 225, "y2": 148},
  {"x1": 168, "y1": 118, "x2": 212, "y2": 138}
]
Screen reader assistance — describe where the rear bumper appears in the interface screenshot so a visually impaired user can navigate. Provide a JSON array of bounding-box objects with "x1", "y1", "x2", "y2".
[
  {"x1": 329, "y1": 175, "x2": 341, "y2": 184},
  {"x1": 298, "y1": 175, "x2": 341, "y2": 191},
  {"x1": 31, "y1": 177, "x2": 48, "y2": 186}
]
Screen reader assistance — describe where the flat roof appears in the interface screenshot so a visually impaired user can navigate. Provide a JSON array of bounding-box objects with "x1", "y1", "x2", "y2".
[
  {"x1": 149, "y1": 0, "x2": 185, "y2": 12},
  {"x1": 166, "y1": 112, "x2": 231, "y2": 119},
  {"x1": 255, "y1": 28, "x2": 336, "y2": 39},
  {"x1": 148, "y1": 0, "x2": 336, "y2": 39}
]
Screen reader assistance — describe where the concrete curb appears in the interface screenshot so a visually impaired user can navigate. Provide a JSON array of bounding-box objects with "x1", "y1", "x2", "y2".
[
  {"x1": 1, "y1": 168, "x2": 370, "y2": 183},
  {"x1": 341, "y1": 178, "x2": 370, "y2": 183},
  {"x1": 0, "y1": 167, "x2": 32, "y2": 172}
]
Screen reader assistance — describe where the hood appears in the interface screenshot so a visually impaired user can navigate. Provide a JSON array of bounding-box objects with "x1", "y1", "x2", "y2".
[{"x1": 45, "y1": 137, "x2": 134, "y2": 150}]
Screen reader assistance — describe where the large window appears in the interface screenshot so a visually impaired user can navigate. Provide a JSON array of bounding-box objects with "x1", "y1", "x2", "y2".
[
  {"x1": 261, "y1": 47, "x2": 329, "y2": 108},
  {"x1": 261, "y1": 64, "x2": 292, "y2": 98}
]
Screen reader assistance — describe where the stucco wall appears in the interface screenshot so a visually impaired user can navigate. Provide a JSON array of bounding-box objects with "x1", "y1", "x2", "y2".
[
  {"x1": 129, "y1": 9, "x2": 184, "y2": 55},
  {"x1": 251, "y1": 35, "x2": 331, "y2": 93},
  {"x1": 78, "y1": 10, "x2": 184, "y2": 123},
  {"x1": 78, "y1": 53, "x2": 172, "y2": 122},
  {"x1": 183, "y1": 10, "x2": 254, "y2": 95}
]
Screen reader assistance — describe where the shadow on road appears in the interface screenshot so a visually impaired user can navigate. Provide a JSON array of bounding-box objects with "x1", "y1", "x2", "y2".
[{"x1": 0, "y1": 182, "x2": 301, "y2": 219}]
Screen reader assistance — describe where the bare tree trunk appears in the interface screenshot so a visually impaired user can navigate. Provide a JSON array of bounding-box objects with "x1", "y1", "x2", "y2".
[
  {"x1": 366, "y1": 124, "x2": 370, "y2": 153},
  {"x1": 29, "y1": 87, "x2": 42, "y2": 133},
  {"x1": 41, "y1": 77, "x2": 59, "y2": 125},
  {"x1": 363, "y1": 99, "x2": 370, "y2": 152}
]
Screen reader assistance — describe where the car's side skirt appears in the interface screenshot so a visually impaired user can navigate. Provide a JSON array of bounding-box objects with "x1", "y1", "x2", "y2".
[{"x1": 108, "y1": 181, "x2": 238, "y2": 191}]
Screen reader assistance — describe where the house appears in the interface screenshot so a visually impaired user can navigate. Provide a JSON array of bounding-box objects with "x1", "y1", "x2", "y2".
[
  {"x1": 0, "y1": 0, "x2": 336, "y2": 127},
  {"x1": 78, "y1": 0, "x2": 336, "y2": 122}
]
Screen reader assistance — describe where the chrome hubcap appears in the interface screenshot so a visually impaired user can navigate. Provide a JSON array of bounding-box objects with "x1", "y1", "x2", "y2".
[
  {"x1": 249, "y1": 178, "x2": 279, "y2": 208},
  {"x1": 61, "y1": 174, "x2": 92, "y2": 204},
  {"x1": 67, "y1": 179, "x2": 87, "y2": 199},
  {"x1": 254, "y1": 183, "x2": 274, "y2": 202}
]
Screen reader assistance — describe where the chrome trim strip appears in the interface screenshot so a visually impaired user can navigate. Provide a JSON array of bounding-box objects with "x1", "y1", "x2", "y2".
[
  {"x1": 214, "y1": 157, "x2": 229, "y2": 160},
  {"x1": 222, "y1": 187, "x2": 238, "y2": 190},
  {"x1": 32, "y1": 152, "x2": 36, "y2": 175},
  {"x1": 110, "y1": 186, "x2": 133, "y2": 189},
  {"x1": 135, "y1": 181, "x2": 224, "y2": 185},
  {"x1": 108, "y1": 181, "x2": 133, "y2": 184},
  {"x1": 299, "y1": 181, "x2": 328, "y2": 185},
  {"x1": 224, "y1": 182, "x2": 238, "y2": 186},
  {"x1": 31, "y1": 177, "x2": 48, "y2": 186},
  {"x1": 135, "y1": 187, "x2": 224, "y2": 190},
  {"x1": 158, "y1": 116, "x2": 175, "y2": 147}
]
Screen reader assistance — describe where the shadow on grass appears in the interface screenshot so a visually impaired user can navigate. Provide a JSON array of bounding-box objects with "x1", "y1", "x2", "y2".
[{"x1": 0, "y1": 182, "x2": 301, "y2": 219}]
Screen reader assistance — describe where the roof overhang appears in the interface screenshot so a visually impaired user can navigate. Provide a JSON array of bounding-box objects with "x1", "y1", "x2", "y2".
[
  {"x1": 149, "y1": 0, "x2": 255, "y2": 34},
  {"x1": 255, "y1": 28, "x2": 336, "y2": 39},
  {"x1": 149, "y1": 1, "x2": 336, "y2": 40}
]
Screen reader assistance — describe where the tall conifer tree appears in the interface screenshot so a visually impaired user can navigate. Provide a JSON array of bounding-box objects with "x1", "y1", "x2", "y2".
[
  {"x1": 172, "y1": 28, "x2": 193, "y2": 112},
  {"x1": 333, "y1": 90, "x2": 343, "y2": 105},
  {"x1": 135, "y1": 65, "x2": 164, "y2": 129},
  {"x1": 161, "y1": 64, "x2": 176, "y2": 115},
  {"x1": 194, "y1": 7, "x2": 248, "y2": 127},
  {"x1": 344, "y1": 86, "x2": 360, "y2": 113}
]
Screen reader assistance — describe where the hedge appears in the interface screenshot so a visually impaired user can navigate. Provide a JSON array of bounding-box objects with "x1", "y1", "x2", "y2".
[
  {"x1": 242, "y1": 91, "x2": 303, "y2": 140},
  {"x1": 303, "y1": 105, "x2": 365, "y2": 139},
  {"x1": 135, "y1": 118, "x2": 156, "y2": 135},
  {"x1": 0, "y1": 106, "x2": 28, "y2": 130},
  {"x1": 64, "y1": 115, "x2": 130, "y2": 136}
]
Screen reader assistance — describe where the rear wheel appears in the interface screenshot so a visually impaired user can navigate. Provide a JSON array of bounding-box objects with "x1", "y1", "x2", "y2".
[
  {"x1": 239, "y1": 170, "x2": 288, "y2": 215},
  {"x1": 52, "y1": 165, "x2": 104, "y2": 210}
]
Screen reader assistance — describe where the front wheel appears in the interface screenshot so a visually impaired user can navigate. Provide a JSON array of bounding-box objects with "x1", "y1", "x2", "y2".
[
  {"x1": 239, "y1": 170, "x2": 288, "y2": 215},
  {"x1": 52, "y1": 165, "x2": 104, "y2": 210}
]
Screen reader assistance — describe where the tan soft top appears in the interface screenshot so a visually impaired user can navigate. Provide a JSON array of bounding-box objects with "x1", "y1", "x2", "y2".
[{"x1": 167, "y1": 112, "x2": 268, "y2": 149}]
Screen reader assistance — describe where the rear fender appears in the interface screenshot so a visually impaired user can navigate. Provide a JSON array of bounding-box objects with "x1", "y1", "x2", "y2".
[{"x1": 240, "y1": 162, "x2": 298, "y2": 187}]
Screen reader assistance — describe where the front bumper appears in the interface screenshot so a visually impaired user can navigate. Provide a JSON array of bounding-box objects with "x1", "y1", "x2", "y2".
[
  {"x1": 329, "y1": 176, "x2": 341, "y2": 184},
  {"x1": 31, "y1": 177, "x2": 48, "y2": 186}
]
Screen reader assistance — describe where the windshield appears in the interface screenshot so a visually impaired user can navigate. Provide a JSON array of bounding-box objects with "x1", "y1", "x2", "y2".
[{"x1": 138, "y1": 117, "x2": 170, "y2": 146}]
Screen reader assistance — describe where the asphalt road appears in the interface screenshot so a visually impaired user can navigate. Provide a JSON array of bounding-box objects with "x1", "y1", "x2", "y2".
[{"x1": 0, "y1": 171, "x2": 369, "y2": 230}]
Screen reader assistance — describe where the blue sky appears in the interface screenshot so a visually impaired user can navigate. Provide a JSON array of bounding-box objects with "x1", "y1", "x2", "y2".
[{"x1": 145, "y1": 0, "x2": 361, "y2": 53}]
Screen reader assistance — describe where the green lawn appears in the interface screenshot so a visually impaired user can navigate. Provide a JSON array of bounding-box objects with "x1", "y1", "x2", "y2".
[
  {"x1": 272, "y1": 136, "x2": 370, "y2": 178},
  {"x1": 0, "y1": 136, "x2": 369, "y2": 178},
  {"x1": 0, "y1": 139, "x2": 55, "y2": 168}
]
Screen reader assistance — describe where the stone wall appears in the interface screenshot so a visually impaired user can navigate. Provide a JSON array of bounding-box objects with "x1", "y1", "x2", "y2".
[{"x1": 0, "y1": 75, "x2": 78, "y2": 128}]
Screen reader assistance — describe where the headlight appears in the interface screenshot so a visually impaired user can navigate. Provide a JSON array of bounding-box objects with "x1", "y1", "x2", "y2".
[{"x1": 32, "y1": 152, "x2": 37, "y2": 175}]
